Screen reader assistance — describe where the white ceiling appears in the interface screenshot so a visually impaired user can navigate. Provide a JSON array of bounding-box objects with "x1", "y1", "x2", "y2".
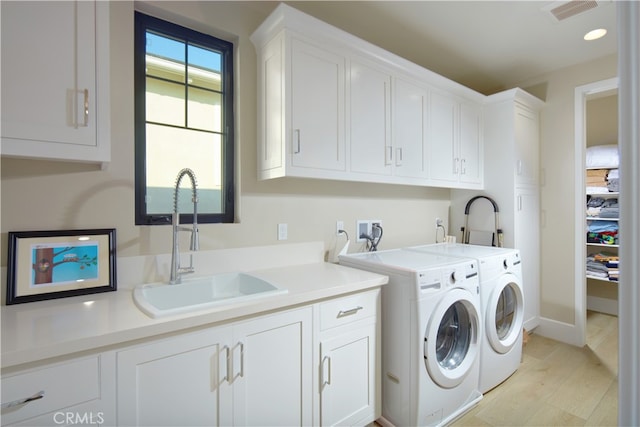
[{"x1": 269, "y1": 1, "x2": 619, "y2": 95}]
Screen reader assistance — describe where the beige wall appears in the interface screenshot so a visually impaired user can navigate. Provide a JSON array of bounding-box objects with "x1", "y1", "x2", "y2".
[
  {"x1": 518, "y1": 54, "x2": 617, "y2": 325},
  {"x1": 0, "y1": 1, "x2": 450, "y2": 267}
]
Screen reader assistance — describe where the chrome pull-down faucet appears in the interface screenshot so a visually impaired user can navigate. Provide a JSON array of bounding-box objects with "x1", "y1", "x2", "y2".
[{"x1": 170, "y1": 168, "x2": 200, "y2": 284}]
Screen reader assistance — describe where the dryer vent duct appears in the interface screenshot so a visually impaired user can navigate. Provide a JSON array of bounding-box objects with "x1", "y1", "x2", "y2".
[{"x1": 542, "y1": 0, "x2": 600, "y2": 22}]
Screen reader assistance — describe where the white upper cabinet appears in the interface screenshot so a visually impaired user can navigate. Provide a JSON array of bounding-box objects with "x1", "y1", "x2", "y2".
[
  {"x1": 251, "y1": 3, "x2": 484, "y2": 189},
  {"x1": 429, "y1": 91, "x2": 483, "y2": 188},
  {"x1": 392, "y1": 77, "x2": 429, "y2": 180},
  {"x1": 290, "y1": 38, "x2": 346, "y2": 173},
  {"x1": 514, "y1": 104, "x2": 541, "y2": 186},
  {"x1": 429, "y1": 92, "x2": 458, "y2": 183},
  {"x1": 255, "y1": 33, "x2": 346, "y2": 180},
  {"x1": 1, "y1": 0, "x2": 110, "y2": 165},
  {"x1": 349, "y1": 58, "x2": 392, "y2": 177},
  {"x1": 459, "y1": 101, "x2": 483, "y2": 185}
]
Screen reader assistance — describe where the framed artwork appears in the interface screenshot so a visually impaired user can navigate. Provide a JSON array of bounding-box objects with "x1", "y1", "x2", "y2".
[{"x1": 6, "y1": 229, "x2": 116, "y2": 305}]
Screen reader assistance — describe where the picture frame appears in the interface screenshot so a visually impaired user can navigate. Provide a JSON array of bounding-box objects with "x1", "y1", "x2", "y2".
[{"x1": 6, "y1": 229, "x2": 117, "y2": 305}]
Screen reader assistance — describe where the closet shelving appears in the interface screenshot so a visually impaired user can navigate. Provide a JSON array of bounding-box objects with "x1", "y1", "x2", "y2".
[{"x1": 585, "y1": 163, "x2": 619, "y2": 284}]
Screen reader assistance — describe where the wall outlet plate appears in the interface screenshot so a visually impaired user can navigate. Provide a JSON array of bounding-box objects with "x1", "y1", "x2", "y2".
[
  {"x1": 356, "y1": 220, "x2": 370, "y2": 242},
  {"x1": 356, "y1": 220, "x2": 382, "y2": 242},
  {"x1": 277, "y1": 223, "x2": 288, "y2": 240}
]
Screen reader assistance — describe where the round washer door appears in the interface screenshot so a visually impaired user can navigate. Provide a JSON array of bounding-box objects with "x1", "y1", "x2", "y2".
[
  {"x1": 423, "y1": 288, "x2": 480, "y2": 389},
  {"x1": 486, "y1": 273, "x2": 524, "y2": 354}
]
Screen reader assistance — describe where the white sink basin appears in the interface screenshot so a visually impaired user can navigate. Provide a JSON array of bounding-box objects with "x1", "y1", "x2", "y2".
[{"x1": 133, "y1": 272, "x2": 287, "y2": 318}]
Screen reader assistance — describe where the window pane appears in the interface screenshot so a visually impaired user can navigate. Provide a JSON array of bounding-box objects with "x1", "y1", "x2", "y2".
[
  {"x1": 187, "y1": 64, "x2": 221, "y2": 91},
  {"x1": 187, "y1": 44, "x2": 222, "y2": 91},
  {"x1": 187, "y1": 87, "x2": 221, "y2": 132},
  {"x1": 145, "y1": 123, "x2": 223, "y2": 214},
  {"x1": 146, "y1": 77, "x2": 185, "y2": 126},
  {"x1": 146, "y1": 32, "x2": 185, "y2": 84}
]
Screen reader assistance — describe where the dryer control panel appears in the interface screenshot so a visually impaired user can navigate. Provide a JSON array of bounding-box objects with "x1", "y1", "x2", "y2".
[{"x1": 417, "y1": 260, "x2": 479, "y2": 297}]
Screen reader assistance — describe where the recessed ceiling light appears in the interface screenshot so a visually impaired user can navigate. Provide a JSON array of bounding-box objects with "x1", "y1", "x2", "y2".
[{"x1": 584, "y1": 28, "x2": 607, "y2": 41}]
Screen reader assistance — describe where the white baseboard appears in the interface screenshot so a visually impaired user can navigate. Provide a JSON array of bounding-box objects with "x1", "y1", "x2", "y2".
[
  {"x1": 587, "y1": 296, "x2": 618, "y2": 316},
  {"x1": 533, "y1": 316, "x2": 584, "y2": 347}
]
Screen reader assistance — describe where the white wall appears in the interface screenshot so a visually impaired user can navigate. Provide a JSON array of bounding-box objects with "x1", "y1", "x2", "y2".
[
  {"x1": 0, "y1": 2, "x2": 450, "y2": 273},
  {"x1": 517, "y1": 54, "x2": 617, "y2": 325}
]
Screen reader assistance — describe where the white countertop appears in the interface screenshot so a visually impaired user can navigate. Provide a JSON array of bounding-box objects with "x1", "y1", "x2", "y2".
[{"x1": 1, "y1": 261, "x2": 387, "y2": 370}]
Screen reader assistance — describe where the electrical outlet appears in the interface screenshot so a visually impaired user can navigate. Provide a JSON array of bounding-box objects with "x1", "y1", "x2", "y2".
[{"x1": 336, "y1": 220, "x2": 344, "y2": 235}]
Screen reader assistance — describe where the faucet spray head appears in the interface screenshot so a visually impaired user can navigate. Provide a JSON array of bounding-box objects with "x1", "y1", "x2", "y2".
[{"x1": 190, "y1": 227, "x2": 199, "y2": 251}]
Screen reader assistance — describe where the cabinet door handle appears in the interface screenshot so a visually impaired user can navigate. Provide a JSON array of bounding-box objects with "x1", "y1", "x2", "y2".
[
  {"x1": 238, "y1": 342, "x2": 245, "y2": 379},
  {"x1": 82, "y1": 88, "x2": 89, "y2": 127},
  {"x1": 321, "y1": 356, "x2": 331, "y2": 386},
  {"x1": 337, "y1": 306, "x2": 363, "y2": 318},
  {"x1": 229, "y1": 341, "x2": 245, "y2": 383},
  {"x1": 385, "y1": 146, "x2": 393, "y2": 166},
  {"x1": 294, "y1": 129, "x2": 301, "y2": 154},
  {"x1": 75, "y1": 89, "x2": 89, "y2": 128},
  {"x1": 461, "y1": 158, "x2": 466, "y2": 175},
  {"x1": 396, "y1": 147, "x2": 403, "y2": 166},
  {"x1": 453, "y1": 157, "x2": 459, "y2": 174},
  {"x1": 1, "y1": 390, "x2": 45, "y2": 409},
  {"x1": 222, "y1": 345, "x2": 231, "y2": 384}
]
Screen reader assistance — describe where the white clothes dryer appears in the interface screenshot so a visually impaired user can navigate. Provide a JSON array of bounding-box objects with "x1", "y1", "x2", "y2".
[
  {"x1": 407, "y1": 244, "x2": 524, "y2": 393},
  {"x1": 340, "y1": 249, "x2": 482, "y2": 426}
]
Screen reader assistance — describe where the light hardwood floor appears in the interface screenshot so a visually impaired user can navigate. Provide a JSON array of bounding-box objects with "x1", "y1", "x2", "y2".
[{"x1": 452, "y1": 311, "x2": 618, "y2": 426}]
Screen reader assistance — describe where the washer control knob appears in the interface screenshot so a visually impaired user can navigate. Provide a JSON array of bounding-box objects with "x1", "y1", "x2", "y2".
[
  {"x1": 451, "y1": 270, "x2": 464, "y2": 283},
  {"x1": 503, "y1": 259, "x2": 508, "y2": 269}
]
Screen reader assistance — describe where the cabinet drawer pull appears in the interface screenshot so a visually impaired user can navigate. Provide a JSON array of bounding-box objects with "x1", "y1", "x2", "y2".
[
  {"x1": 337, "y1": 306, "x2": 363, "y2": 318},
  {"x1": 1, "y1": 390, "x2": 45, "y2": 409}
]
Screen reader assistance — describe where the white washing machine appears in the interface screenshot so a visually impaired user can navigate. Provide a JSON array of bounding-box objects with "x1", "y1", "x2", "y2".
[
  {"x1": 339, "y1": 249, "x2": 482, "y2": 426},
  {"x1": 407, "y1": 243, "x2": 524, "y2": 393}
]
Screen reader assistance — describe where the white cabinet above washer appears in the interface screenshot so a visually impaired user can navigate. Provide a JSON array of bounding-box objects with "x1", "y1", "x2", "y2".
[{"x1": 251, "y1": 3, "x2": 485, "y2": 189}]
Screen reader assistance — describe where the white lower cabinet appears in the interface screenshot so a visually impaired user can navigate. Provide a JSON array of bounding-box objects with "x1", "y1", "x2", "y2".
[
  {"x1": 316, "y1": 289, "x2": 380, "y2": 426},
  {"x1": 1, "y1": 289, "x2": 380, "y2": 427},
  {"x1": 1, "y1": 353, "x2": 116, "y2": 426},
  {"x1": 117, "y1": 307, "x2": 312, "y2": 426},
  {"x1": 231, "y1": 308, "x2": 313, "y2": 426},
  {"x1": 116, "y1": 327, "x2": 233, "y2": 426}
]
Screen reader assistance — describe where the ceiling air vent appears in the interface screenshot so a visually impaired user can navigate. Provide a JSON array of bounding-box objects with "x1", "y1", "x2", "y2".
[{"x1": 542, "y1": 0, "x2": 599, "y2": 22}]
